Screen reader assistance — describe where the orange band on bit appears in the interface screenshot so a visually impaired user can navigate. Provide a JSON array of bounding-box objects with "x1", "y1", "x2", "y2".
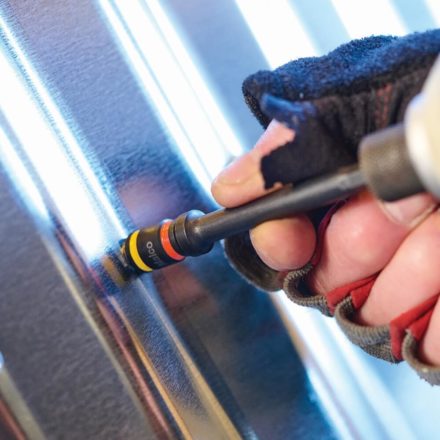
[{"x1": 160, "y1": 221, "x2": 184, "y2": 261}]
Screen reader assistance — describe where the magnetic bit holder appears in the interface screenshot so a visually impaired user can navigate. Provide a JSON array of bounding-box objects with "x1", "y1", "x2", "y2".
[
  {"x1": 123, "y1": 95, "x2": 432, "y2": 273},
  {"x1": 122, "y1": 166, "x2": 365, "y2": 272}
]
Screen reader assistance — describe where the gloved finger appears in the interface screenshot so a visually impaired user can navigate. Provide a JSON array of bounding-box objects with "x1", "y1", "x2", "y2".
[
  {"x1": 307, "y1": 191, "x2": 436, "y2": 295},
  {"x1": 212, "y1": 119, "x2": 316, "y2": 270},
  {"x1": 211, "y1": 120, "x2": 294, "y2": 208},
  {"x1": 250, "y1": 214, "x2": 316, "y2": 271},
  {"x1": 357, "y1": 209, "x2": 440, "y2": 332}
]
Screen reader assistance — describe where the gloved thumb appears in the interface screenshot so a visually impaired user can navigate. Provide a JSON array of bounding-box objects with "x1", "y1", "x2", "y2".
[{"x1": 211, "y1": 120, "x2": 294, "y2": 207}]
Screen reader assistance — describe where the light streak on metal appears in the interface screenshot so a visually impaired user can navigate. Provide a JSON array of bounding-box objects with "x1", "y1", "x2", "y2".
[
  {"x1": 0, "y1": 18, "x2": 126, "y2": 259},
  {"x1": 330, "y1": 0, "x2": 406, "y2": 39},
  {"x1": 425, "y1": 0, "x2": 440, "y2": 25},
  {"x1": 100, "y1": 0, "x2": 244, "y2": 191},
  {"x1": 0, "y1": 126, "x2": 49, "y2": 221},
  {"x1": 274, "y1": 293, "x2": 417, "y2": 440},
  {"x1": 235, "y1": 0, "x2": 318, "y2": 67}
]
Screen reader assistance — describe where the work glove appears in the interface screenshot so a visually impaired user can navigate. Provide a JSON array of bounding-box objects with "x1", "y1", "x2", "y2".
[{"x1": 224, "y1": 29, "x2": 440, "y2": 385}]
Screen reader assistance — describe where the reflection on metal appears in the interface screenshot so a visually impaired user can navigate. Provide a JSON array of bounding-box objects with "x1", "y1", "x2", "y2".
[
  {"x1": 0, "y1": 354, "x2": 45, "y2": 440},
  {"x1": 0, "y1": 125, "x2": 48, "y2": 220},
  {"x1": 105, "y1": 295, "x2": 243, "y2": 440},
  {"x1": 1, "y1": 17, "x2": 126, "y2": 259},
  {"x1": 329, "y1": 0, "x2": 406, "y2": 38},
  {"x1": 273, "y1": 295, "x2": 417, "y2": 440},
  {"x1": 235, "y1": 0, "x2": 317, "y2": 67},
  {"x1": 269, "y1": 305, "x2": 357, "y2": 440},
  {"x1": 100, "y1": 0, "x2": 244, "y2": 189},
  {"x1": 425, "y1": 0, "x2": 440, "y2": 25}
]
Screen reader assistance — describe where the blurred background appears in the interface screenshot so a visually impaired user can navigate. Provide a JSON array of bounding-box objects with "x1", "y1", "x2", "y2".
[{"x1": 0, "y1": 1, "x2": 439, "y2": 439}]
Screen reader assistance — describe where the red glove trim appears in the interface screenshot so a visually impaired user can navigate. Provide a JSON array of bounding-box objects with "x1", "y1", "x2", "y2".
[
  {"x1": 308, "y1": 201, "x2": 377, "y2": 315},
  {"x1": 309, "y1": 201, "x2": 346, "y2": 266},
  {"x1": 390, "y1": 294, "x2": 439, "y2": 360},
  {"x1": 409, "y1": 309, "x2": 435, "y2": 341},
  {"x1": 327, "y1": 275, "x2": 377, "y2": 315},
  {"x1": 350, "y1": 277, "x2": 377, "y2": 309}
]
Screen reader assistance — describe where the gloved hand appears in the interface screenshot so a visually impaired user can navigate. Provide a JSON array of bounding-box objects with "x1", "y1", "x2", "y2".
[{"x1": 211, "y1": 30, "x2": 440, "y2": 385}]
